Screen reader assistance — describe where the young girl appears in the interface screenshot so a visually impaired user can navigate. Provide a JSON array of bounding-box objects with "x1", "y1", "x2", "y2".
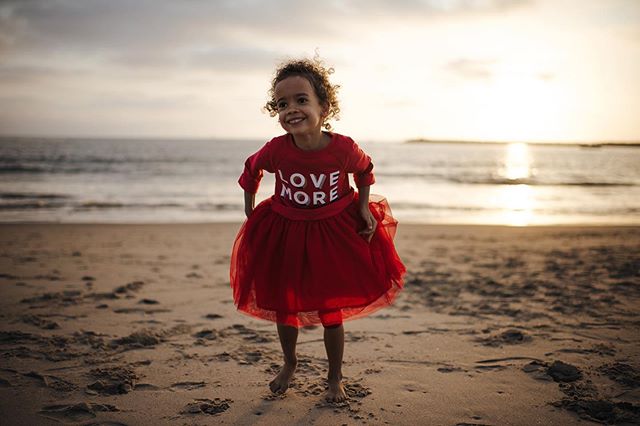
[{"x1": 230, "y1": 57, "x2": 405, "y2": 403}]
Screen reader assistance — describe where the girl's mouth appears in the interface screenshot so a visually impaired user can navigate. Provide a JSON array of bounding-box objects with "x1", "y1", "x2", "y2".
[{"x1": 287, "y1": 117, "x2": 305, "y2": 125}]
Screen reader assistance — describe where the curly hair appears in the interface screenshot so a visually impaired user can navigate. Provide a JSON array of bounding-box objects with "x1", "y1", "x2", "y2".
[{"x1": 264, "y1": 57, "x2": 340, "y2": 131}]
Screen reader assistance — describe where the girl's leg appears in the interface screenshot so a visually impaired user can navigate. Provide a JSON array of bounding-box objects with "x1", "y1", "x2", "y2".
[
  {"x1": 269, "y1": 322, "x2": 298, "y2": 394},
  {"x1": 323, "y1": 323, "x2": 347, "y2": 402}
]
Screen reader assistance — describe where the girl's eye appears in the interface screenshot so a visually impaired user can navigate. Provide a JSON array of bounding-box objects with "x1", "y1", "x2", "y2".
[
  {"x1": 298, "y1": 97, "x2": 308, "y2": 104},
  {"x1": 277, "y1": 101, "x2": 287, "y2": 110}
]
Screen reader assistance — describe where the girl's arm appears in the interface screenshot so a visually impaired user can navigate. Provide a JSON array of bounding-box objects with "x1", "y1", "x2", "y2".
[
  {"x1": 239, "y1": 139, "x2": 276, "y2": 219},
  {"x1": 244, "y1": 190, "x2": 255, "y2": 218},
  {"x1": 357, "y1": 185, "x2": 377, "y2": 242}
]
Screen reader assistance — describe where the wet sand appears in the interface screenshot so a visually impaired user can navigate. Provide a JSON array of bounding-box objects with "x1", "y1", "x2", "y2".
[{"x1": 0, "y1": 223, "x2": 639, "y2": 425}]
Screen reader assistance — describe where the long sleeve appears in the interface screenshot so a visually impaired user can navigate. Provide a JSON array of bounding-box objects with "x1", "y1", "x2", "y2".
[
  {"x1": 238, "y1": 141, "x2": 274, "y2": 194},
  {"x1": 345, "y1": 139, "x2": 375, "y2": 187}
]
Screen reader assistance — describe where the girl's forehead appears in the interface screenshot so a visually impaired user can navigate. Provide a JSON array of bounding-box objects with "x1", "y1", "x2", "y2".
[{"x1": 274, "y1": 75, "x2": 315, "y2": 97}]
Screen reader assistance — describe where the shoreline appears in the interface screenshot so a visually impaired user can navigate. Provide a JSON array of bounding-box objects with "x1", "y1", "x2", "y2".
[{"x1": 2, "y1": 221, "x2": 640, "y2": 228}]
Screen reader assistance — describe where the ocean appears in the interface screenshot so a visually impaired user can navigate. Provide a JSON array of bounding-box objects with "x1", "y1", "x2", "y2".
[{"x1": 1, "y1": 136, "x2": 638, "y2": 226}]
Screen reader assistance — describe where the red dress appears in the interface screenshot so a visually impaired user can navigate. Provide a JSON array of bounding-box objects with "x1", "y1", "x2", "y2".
[{"x1": 230, "y1": 132, "x2": 406, "y2": 327}]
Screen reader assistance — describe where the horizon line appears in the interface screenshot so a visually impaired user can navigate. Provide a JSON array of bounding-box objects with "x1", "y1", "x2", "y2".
[{"x1": 1, "y1": 133, "x2": 639, "y2": 146}]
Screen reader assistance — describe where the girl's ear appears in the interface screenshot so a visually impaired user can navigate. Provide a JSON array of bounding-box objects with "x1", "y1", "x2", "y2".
[{"x1": 322, "y1": 103, "x2": 330, "y2": 119}]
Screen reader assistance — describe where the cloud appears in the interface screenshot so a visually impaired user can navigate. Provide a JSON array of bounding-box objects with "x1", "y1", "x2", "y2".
[
  {"x1": 445, "y1": 58, "x2": 497, "y2": 80},
  {"x1": 0, "y1": 0, "x2": 533, "y2": 59},
  {"x1": 537, "y1": 72, "x2": 555, "y2": 81}
]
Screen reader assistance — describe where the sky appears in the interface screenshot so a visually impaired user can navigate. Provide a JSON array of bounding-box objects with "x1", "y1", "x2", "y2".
[{"x1": 0, "y1": 0, "x2": 639, "y2": 143}]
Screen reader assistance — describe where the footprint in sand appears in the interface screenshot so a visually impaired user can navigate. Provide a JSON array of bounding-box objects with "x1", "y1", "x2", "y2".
[
  {"x1": 180, "y1": 398, "x2": 232, "y2": 416},
  {"x1": 24, "y1": 370, "x2": 78, "y2": 392},
  {"x1": 114, "y1": 281, "x2": 145, "y2": 294},
  {"x1": 19, "y1": 314, "x2": 60, "y2": 330},
  {"x1": 193, "y1": 329, "x2": 218, "y2": 341},
  {"x1": 475, "y1": 328, "x2": 532, "y2": 347},
  {"x1": 597, "y1": 362, "x2": 640, "y2": 388},
  {"x1": 86, "y1": 366, "x2": 139, "y2": 395},
  {"x1": 39, "y1": 402, "x2": 119, "y2": 422},
  {"x1": 20, "y1": 290, "x2": 83, "y2": 307},
  {"x1": 110, "y1": 330, "x2": 161, "y2": 349},
  {"x1": 170, "y1": 381, "x2": 207, "y2": 391}
]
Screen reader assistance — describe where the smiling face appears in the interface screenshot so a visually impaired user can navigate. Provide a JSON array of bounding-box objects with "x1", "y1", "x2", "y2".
[{"x1": 274, "y1": 75, "x2": 328, "y2": 138}]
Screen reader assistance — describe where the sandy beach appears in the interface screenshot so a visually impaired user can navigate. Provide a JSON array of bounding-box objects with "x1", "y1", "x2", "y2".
[{"x1": 0, "y1": 223, "x2": 639, "y2": 425}]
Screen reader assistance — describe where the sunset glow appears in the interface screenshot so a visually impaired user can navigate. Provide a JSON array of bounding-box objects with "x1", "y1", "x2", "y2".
[{"x1": 0, "y1": 0, "x2": 638, "y2": 142}]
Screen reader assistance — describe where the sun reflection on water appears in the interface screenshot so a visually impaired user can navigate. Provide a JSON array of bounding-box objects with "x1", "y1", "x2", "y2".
[
  {"x1": 496, "y1": 143, "x2": 535, "y2": 226},
  {"x1": 500, "y1": 142, "x2": 531, "y2": 181}
]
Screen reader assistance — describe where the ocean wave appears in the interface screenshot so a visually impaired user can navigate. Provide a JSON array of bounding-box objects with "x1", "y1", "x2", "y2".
[
  {"x1": 75, "y1": 201, "x2": 183, "y2": 209},
  {"x1": 73, "y1": 201, "x2": 243, "y2": 211},
  {"x1": 0, "y1": 192, "x2": 71, "y2": 200},
  {"x1": 376, "y1": 171, "x2": 640, "y2": 187},
  {"x1": 0, "y1": 201, "x2": 67, "y2": 210},
  {"x1": 0, "y1": 199, "x2": 244, "y2": 211},
  {"x1": 390, "y1": 203, "x2": 640, "y2": 215},
  {"x1": 378, "y1": 172, "x2": 636, "y2": 186},
  {"x1": 390, "y1": 203, "x2": 493, "y2": 212},
  {"x1": 450, "y1": 177, "x2": 636, "y2": 186},
  {"x1": 195, "y1": 202, "x2": 243, "y2": 211},
  {"x1": 0, "y1": 165, "x2": 49, "y2": 173}
]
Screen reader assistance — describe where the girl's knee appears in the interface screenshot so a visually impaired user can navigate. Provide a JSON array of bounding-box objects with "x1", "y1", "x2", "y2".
[
  {"x1": 319, "y1": 309, "x2": 343, "y2": 327},
  {"x1": 323, "y1": 323, "x2": 343, "y2": 329}
]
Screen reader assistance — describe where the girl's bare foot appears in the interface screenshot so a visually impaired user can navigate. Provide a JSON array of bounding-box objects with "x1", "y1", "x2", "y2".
[
  {"x1": 326, "y1": 376, "x2": 347, "y2": 402},
  {"x1": 269, "y1": 361, "x2": 297, "y2": 394}
]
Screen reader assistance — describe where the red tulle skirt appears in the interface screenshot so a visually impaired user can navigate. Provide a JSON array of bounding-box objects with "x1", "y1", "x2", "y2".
[{"x1": 230, "y1": 191, "x2": 406, "y2": 327}]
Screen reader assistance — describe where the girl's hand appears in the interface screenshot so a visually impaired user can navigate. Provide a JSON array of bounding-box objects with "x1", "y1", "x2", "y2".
[
  {"x1": 244, "y1": 191, "x2": 255, "y2": 219},
  {"x1": 358, "y1": 207, "x2": 377, "y2": 242}
]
